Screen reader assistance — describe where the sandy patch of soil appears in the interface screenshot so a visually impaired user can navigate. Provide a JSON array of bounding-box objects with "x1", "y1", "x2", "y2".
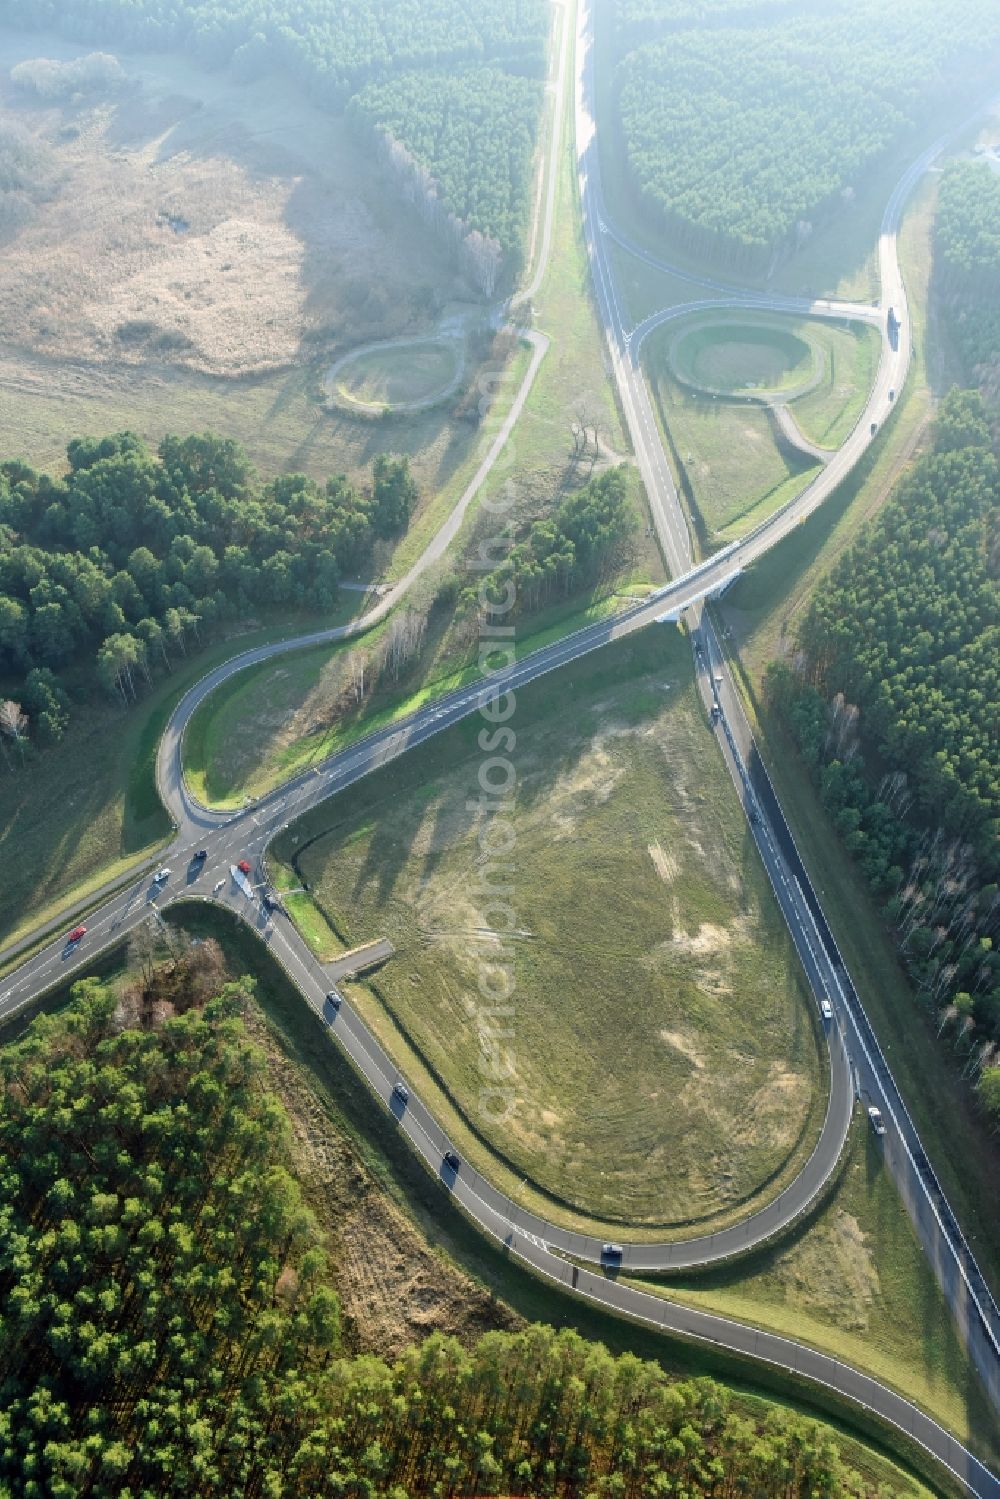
[
  {"x1": 541, "y1": 728, "x2": 634, "y2": 838},
  {"x1": 772, "y1": 1209, "x2": 880, "y2": 1331},
  {"x1": 659, "y1": 1028, "x2": 705, "y2": 1069},
  {"x1": 648, "y1": 839, "x2": 679, "y2": 884},
  {"x1": 671, "y1": 920, "x2": 735, "y2": 956}
]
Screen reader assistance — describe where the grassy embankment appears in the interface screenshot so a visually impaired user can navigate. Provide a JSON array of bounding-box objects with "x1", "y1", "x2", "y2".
[
  {"x1": 636, "y1": 1118, "x2": 1000, "y2": 1465},
  {"x1": 183, "y1": 559, "x2": 649, "y2": 809},
  {"x1": 671, "y1": 320, "x2": 816, "y2": 396},
  {"x1": 268, "y1": 627, "x2": 827, "y2": 1237},
  {"x1": 644, "y1": 329, "x2": 817, "y2": 542},
  {"x1": 333, "y1": 339, "x2": 462, "y2": 410}
]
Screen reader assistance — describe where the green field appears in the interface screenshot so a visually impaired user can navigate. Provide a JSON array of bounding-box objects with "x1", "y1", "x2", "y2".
[
  {"x1": 184, "y1": 585, "x2": 643, "y2": 807},
  {"x1": 271, "y1": 627, "x2": 827, "y2": 1233},
  {"x1": 333, "y1": 338, "x2": 461, "y2": 410},
  {"x1": 792, "y1": 321, "x2": 881, "y2": 447},
  {"x1": 638, "y1": 1121, "x2": 1000, "y2": 1464},
  {"x1": 671, "y1": 321, "x2": 816, "y2": 398},
  {"x1": 664, "y1": 313, "x2": 880, "y2": 451}
]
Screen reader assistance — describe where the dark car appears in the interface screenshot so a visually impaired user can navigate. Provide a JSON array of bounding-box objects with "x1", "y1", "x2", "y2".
[
  {"x1": 193, "y1": 849, "x2": 208, "y2": 861},
  {"x1": 601, "y1": 1243, "x2": 623, "y2": 1263},
  {"x1": 444, "y1": 1150, "x2": 460, "y2": 1171},
  {"x1": 392, "y1": 1082, "x2": 410, "y2": 1105},
  {"x1": 263, "y1": 892, "x2": 283, "y2": 913}
]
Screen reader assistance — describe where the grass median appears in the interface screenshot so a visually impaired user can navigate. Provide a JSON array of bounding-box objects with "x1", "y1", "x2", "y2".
[{"x1": 631, "y1": 1118, "x2": 1000, "y2": 1465}]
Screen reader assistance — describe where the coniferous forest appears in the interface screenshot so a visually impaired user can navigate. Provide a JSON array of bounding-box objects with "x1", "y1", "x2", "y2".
[
  {"x1": 611, "y1": 0, "x2": 1000, "y2": 270},
  {"x1": 0, "y1": 951, "x2": 912, "y2": 1497},
  {"x1": 934, "y1": 159, "x2": 1000, "y2": 396},
  {"x1": 0, "y1": 435, "x2": 417, "y2": 726},
  {"x1": 0, "y1": 0, "x2": 549, "y2": 280},
  {"x1": 765, "y1": 391, "x2": 1000, "y2": 1121},
  {"x1": 0, "y1": 438, "x2": 636, "y2": 749}
]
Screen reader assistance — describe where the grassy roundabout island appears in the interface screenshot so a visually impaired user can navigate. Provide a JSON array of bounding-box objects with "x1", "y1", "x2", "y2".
[
  {"x1": 670, "y1": 319, "x2": 820, "y2": 402},
  {"x1": 327, "y1": 334, "x2": 464, "y2": 414}
]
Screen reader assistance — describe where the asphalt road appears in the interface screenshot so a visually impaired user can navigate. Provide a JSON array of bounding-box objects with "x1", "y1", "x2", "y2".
[
  {"x1": 574, "y1": 0, "x2": 1000, "y2": 1429},
  {"x1": 1, "y1": 0, "x2": 998, "y2": 1487}
]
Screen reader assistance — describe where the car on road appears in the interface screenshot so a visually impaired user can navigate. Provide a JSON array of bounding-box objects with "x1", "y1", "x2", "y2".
[
  {"x1": 870, "y1": 421, "x2": 878, "y2": 436},
  {"x1": 601, "y1": 1243, "x2": 623, "y2": 1263},
  {"x1": 237, "y1": 859, "x2": 252, "y2": 876},
  {"x1": 392, "y1": 1081, "x2": 410, "y2": 1105},
  {"x1": 867, "y1": 1105, "x2": 887, "y2": 1137},
  {"x1": 888, "y1": 388, "x2": 895, "y2": 402},
  {"x1": 153, "y1": 867, "x2": 172, "y2": 883},
  {"x1": 444, "y1": 1150, "x2": 460, "y2": 1170},
  {"x1": 325, "y1": 990, "x2": 342, "y2": 1010},
  {"x1": 193, "y1": 849, "x2": 208, "y2": 861},
  {"x1": 67, "y1": 925, "x2": 87, "y2": 944},
  {"x1": 263, "y1": 892, "x2": 283, "y2": 913},
  {"x1": 820, "y1": 998, "x2": 833, "y2": 1022}
]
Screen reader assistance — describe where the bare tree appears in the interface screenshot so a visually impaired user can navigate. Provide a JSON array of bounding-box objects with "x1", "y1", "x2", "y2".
[
  {"x1": 128, "y1": 920, "x2": 160, "y2": 987},
  {"x1": 463, "y1": 230, "x2": 503, "y2": 299},
  {"x1": 574, "y1": 405, "x2": 592, "y2": 455},
  {"x1": 826, "y1": 692, "x2": 859, "y2": 759},
  {"x1": 346, "y1": 650, "x2": 368, "y2": 706},
  {"x1": 0, "y1": 699, "x2": 28, "y2": 765},
  {"x1": 386, "y1": 609, "x2": 429, "y2": 682}
]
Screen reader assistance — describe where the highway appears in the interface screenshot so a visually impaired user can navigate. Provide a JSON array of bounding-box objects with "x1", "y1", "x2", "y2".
[
  {"x1": 1, "y1": 0, "x2": 998, "y2": 1488},
  {"x1": 574, "y1": 0, "x2": 1000, "y2": 1454}
]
